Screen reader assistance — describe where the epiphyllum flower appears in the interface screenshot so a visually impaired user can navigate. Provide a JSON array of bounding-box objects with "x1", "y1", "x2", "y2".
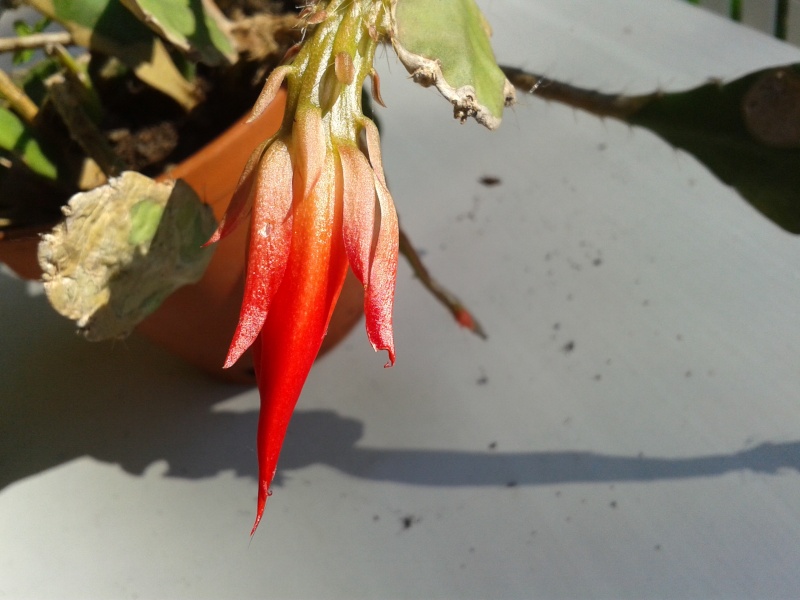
[{"x1": 207, "y1": 0, "x2": 398, "y2": 534}]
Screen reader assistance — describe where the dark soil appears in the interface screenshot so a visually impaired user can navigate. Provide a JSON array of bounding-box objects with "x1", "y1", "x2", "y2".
[{"x1": 0, "y1": 1, "x2": 300, "y2": 236}]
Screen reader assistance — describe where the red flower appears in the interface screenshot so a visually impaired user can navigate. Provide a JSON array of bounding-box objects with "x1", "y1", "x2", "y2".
[{"x1": 207, "y1": 7, "x2": 398, "y2": 532}]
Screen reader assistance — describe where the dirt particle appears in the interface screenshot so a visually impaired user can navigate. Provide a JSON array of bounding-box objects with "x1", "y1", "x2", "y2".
[
  {"x1": 400, "y1": 515, "x2": 420, "y2": 530},
  {"x1": 479, "y1": 175, "x2": 502, "y2": 186},
  {"x1": 562, "y1": 341, "x2": 575, "y2": 353},
  {"x1": 488, "y1": 441, "x2": 497, "y2": 450},
  {"x1": 609, "y1": 500, "x2": 618, "y2": 509}
]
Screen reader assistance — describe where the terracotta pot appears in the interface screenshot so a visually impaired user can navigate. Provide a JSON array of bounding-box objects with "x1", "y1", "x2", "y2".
[{"x1": 0, "y1": 90, "x2": 365, "y2": 383}]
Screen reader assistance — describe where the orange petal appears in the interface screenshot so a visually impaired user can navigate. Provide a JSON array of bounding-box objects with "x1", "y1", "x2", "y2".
[{"x1": 224, "y1": 141, "x2": 294, "y2": 368}]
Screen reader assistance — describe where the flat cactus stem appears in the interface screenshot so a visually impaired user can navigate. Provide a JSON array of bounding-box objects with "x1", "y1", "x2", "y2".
[{"x1": 500, "y1": 65, "x2": 655, "y2": 121}]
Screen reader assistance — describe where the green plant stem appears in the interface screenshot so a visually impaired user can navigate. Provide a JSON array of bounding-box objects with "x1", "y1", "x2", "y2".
[
  {"x1": 730, "y1": 0, "x2": 742, "y2": 21},
  {"x1": 0, "y1": 69, "x2": 39, "y2": 124}
]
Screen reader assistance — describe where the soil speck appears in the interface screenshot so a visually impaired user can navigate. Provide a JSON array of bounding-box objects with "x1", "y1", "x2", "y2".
[{"x1": 401, "y1": 515, "x2": 420, "y2": 530}]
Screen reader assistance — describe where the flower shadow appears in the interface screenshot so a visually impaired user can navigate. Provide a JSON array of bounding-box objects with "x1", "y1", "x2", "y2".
[
  {"x1": 279, "y1": 410, "x2": 800, "y2": 487},
  {"x1": 2, "y1": 272, "x2": 799, "y2": 494}
]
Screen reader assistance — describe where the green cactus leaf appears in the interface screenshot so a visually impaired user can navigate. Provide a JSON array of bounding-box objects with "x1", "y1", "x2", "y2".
[
  {"x1": 119, "y1": 0, "x2": 236, "y2": 66},
  {"x1": 392, "y1": 0, "x2": 514, "y2": 129},
  {"x1": 23, "y1": 0, "x2": 199, "y2": 110},
  {"x1": 38, "y1": 172, "x2": 217, "y2": 340}
]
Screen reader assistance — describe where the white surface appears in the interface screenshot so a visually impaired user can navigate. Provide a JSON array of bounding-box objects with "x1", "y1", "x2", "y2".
[{"x1": 3, "y1": 1, "x2": 800, "y2": 598}]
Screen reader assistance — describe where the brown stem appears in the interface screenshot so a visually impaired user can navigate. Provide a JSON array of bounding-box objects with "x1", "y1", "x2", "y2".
[
  {"x1": 399, "y1": 226, "x2": 487, "y2": 340},
  {"x1": 500, "y1": 65, "x2": 656, "y2": 121}
]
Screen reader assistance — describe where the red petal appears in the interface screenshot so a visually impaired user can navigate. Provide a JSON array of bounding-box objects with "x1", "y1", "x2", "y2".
[
  {"x1": 250, "y1": 155, "x2": 349, "y2": 534},
  {"x1": 224, "y1": 141, "x2": 294, "y2": 367},
  {"x1": 204, "y1": 139, "x2": 269, "y2": 246},
  {"x1": 339, "y1": 146, "x2": 376, "y2": 286},
  {"x1": 367, "y1": 175, "x2": 398, "y2": 366}
]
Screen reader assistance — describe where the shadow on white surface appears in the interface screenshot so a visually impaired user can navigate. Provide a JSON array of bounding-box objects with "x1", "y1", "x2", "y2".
[{"x1": 3, "y1": 270, "x2": 798, "y2": 497}]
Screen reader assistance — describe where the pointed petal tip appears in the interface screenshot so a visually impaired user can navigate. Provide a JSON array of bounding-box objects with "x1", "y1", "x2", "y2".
[
  {"x1": 371, "y1": 340, "x2": 395, "y2": 368},
  {"x1": 222, "y1": 351, "x2": 241, "y2": 370},
  {"x1": 202, "y1": 230, "x2": 222, "y2": 248},
  {"x1": 223, "y1": 306, "x2": 268, "y2": 368},
  {"x1": 249, "y1": 514, "x2": 262, "y2": 537},
  {"x1": 249, "y1": 481, "x2": 273, "y2": 536},
  {"x1": 249, "y1": 491, "x2": 267, "y2": 536},
  {"x1": 250, "y1": 65, "x2": 291, "y2": 122}
]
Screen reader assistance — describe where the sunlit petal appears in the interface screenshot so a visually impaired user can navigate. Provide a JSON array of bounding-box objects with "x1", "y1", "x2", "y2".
[
  {"x1": 293, "y1": 108, "x2": 326, "y2": 200},
  {"x1": 204, "y1": 139, "x2": 270, "y2": 246},
  {"x1": 224, "y1": 141, "x2": 294, "y2": 367},
  {"x1": 250, "y1": 155, "x2": 349, "y2": 532},
  {"x1": 339, "y1": 145, "x2": 376, "y2": 286},
  {"x1": 366, "y1": 174, "x2": 398, "y2": 366}
]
